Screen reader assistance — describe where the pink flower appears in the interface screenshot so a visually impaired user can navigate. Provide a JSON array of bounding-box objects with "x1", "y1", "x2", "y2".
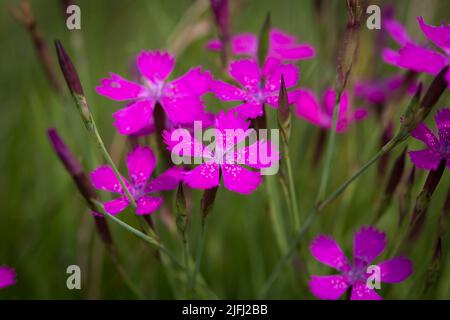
[
  {"x1": 309, "y1": 226, "x2": 413, "y2": 300},
  {"x1": 409, "y1": 108, "x2": 450, "y2": 171},
  {"x1": 294, "y1": 88, "x2": 368, "y2": 132},
  {"x1": 354, "y1": 75, "x2": 418, "y2": 105},
  {"x1": 163, "y1": 111, "x2": 278, "y2": 194},
  {"x1": 96, "y1": 50, "x2": 213, "y2": 135},
  {"x1": 212, "y1": 58, "x2": 301, "y2": 118},
  {"x1": 382, "y1": 17, "x2": 450, "y2": 86},
  {"x1": 0, "y1": 266, "x2": 16, "y2": 289},
  {"x1": 206, "y1": 28, "x2": 315, "y2": 62},
  {"x1": 90, "y1": 146, "x2": 183, "y2": 215}
]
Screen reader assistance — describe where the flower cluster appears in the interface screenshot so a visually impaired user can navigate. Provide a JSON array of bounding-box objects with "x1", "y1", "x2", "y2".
[{"x1": 84, "y1": 12, "x2": 450, "y2": 300}]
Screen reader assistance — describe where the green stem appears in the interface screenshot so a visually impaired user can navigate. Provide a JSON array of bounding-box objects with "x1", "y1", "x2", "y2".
[
  {"x1": 93, "y1": 200, "x2": 181, "y2": 268},
  {"x1": 318, "y1": 138, "x2": 397, "y2": 211},
  {"x1": 316, "y1": 91, "x2": 343, "y2": 203},
  {"x1": 259, "y1": 210, "x2": 315, "y2": 299},
  {"x1": 89, "y1": 115, "x2": 137, "y2": 207},
  {"x1": 284, "y1": 147, "x2": 300, "y2": 229},
  {"x1": 265, "y1": 176, "x2": 289, "y2": 253},
  {"x1": 189, "y1": 222, "x2": 207, "y2": 296},
  {"x1": 258, "y1": 137, "x2": 401, "y2": 298}
]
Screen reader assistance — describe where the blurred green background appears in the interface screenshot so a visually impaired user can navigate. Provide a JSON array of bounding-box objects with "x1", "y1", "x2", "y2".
[{"x1": 0, "y1": 0, "x2": 449, "y2": 299}]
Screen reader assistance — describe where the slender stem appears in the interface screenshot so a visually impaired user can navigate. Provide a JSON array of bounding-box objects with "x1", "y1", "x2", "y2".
[
  {"x1": 182, "y1": 238, "x2": 190, "y2": 295},
  {"x1": 265, "y1": 177, "x2": 289, "y2": 253},
  {"x1": 90, "y1": 115, "x2": 137, "y2": 207},
  {"x1": 316, "y1": 91, "x2": 342, "y2": 203},
  {"x1": 284, "y1": 147, "x2": 300, "y2": 229},
  {"x1": 259, "y1": 210, "x2": 315, "y2": 299},
  {"x1": 189, "y1": 222, "x2": 207, "y2": 296},
  {"x1": 93, "y1": 200, "x2": 182, "y2": 268},
  {"x1": 258, "y1": 137, "x2": 401, "y2": 298}
]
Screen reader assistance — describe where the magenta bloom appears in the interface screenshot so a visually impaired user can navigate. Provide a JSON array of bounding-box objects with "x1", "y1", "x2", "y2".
[
  {"x1": 383, "y1": 17, "x2": 450, "y2": 86},
  {"x1": 310, "y1": 226, "x2": 413, "y2": 300},
  {"x1": 212, "y1": 58, "x2": 300, "y2": 118},
  {"x1": 206, "y1": 28, "x2": 315, "y2": 62},
  {"x1": 90, "y1": 146, "x2": 183, "y2": 215},
  {"x1": 294, "y1": 88, "x2": 368, "y2": 132},
  {"x1": 96, "y1": 50, "x2": 213, "y2": 135},
  {"x1": 0, "y1": 266, "x2": 16, "y2": 289},
  {"x1": 354, "y1": 75, "x2": 418, "y2": 105},
  {"x1": 409, "y1": 108, "x2": 450, "y2": 171},
  {"x1": 163, "y1": 111, "x2": 278, "y2": 194}
]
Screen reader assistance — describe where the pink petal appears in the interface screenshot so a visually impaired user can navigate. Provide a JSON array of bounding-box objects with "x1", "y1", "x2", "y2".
[
  {"x1": 221, "y1": 164, "x2": 262, "y2": 194},
  {"x1": 378, "y1": 257, "x2": 413, "y2": 283},
  {"x1": 272, "y1": 44, "x2": 316, "y2": 60},
  {"x1": 215, "y1": 110, "x2": 250, "y2": 132},
  {"x1": 229, "y1": 59, "x2": 260, "y2": 91},
  {"x1": 0, "y1": 266, "x2": 16, "y2": 289},
  {"x1": 233, "y1": 102, "x2": 264, "y2": 119},
  {"x1": 287, "y1": 89, "x2": 302, "y2": 104},
  {"x1": 183, "y1": 163, "x2": 220, "y2": 189},
  {"x1": 160, "y1": 96, "x2": 209, "y2": 125},
  {"x1": 269, "y1": 28, "x2": 316, "y2": 60},
  {"x1": 323, "y1": 89, "x2": 349, "y2": 117},
  {"x1": 126, "y1": 146, "x2": 156, "y2": 188},
  {"x1": 166, "y1": 67, "x2": 212, "y2": 96},
  {"x1": 163, "y1": 128, "x2": 212, "y2": 159},
  {"x1": 136, "y1": 50, "x2": 174, "y2": 82},
  {"x1": 350, "y1": 281, "x2": 382, "y2": 300},
  {"x1": 103, "y1": 197, "x2": 129, "y2": 215},
  {"x1": 408, "y1": 149, "x2": 442, "y2": 170},
  {"x1": 263, "y1": 63, "x2": 299, "y2": 93},
  {"x1": 90, "y1": 166, "x2": 129, "y2": 194},
  {"x1": 353, "y1": 226, "x2": 387, "y2": 266},
  {"x1": 112, "y1": 100, "x2": 155, "y2": 135},
  {"x1": 136, "y1": 196, "x2": 163, "y2": 215},
  {"x1": 389, "y1": 44, "x2": 448, "y2": 75},
  {"x1": 310, "y1": 235, "x2": 351, "y2": 272},
  {"x1": 383, "y1": 19, "x2": 412, "y2": 46},
  {"x1": 270, "y1": 28, "x2": 297, "y2": 46},
  {"x1": 382, "y1": 48, "x2": 401, "y2": 66},
  {"x1": 435, "y1": 108, "x2": 450, "y2": 132},
  {"x1": 146, "y1": 167, "x2": 185, "y2": 192},
  {"x1": 309, "y1": 275, "x2": 349, "y2": 300},
  {"x1": 231, "y1": 33, "x2": 258, "y2": 56},
  {"x1": 411, "y1": 123, "x2": 438, "y2": 148},
  {"x1": 96, "y1": 73, "x2": 146, "y2": 101},
  {"x1": 294, "y1": 89, "x2": 329, "y2": 128},
  {"x1": 418, "y1": 16, "x2": 450, "y2": 54},
  {"x1": 206, "y1": 39, "x2": 222, "y2": 51},
  {"x1": 212, "y1": 80, "x2": 247, "y2": 101}
]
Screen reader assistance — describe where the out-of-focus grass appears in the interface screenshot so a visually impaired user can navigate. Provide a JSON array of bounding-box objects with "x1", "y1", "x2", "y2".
[{"x1": 0, "y1": 0, "x2": 449, "y2": 299}]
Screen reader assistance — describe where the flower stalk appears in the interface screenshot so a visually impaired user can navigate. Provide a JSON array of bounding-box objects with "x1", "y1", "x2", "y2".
[
  {"x1": 47, "y1": 128, "x2": 145, "y2": 298},
  {"x1": 277, "y1": 76, "x2": 300, "y2": 229},
  {"x1": 47, "y1": 128, "x2": 113, "y2": 247},
  {"x1": 210, "y1": 0, "x2": 231, "y2": 69},
  {"x1": 54, "y1": 40, "x2": 137, "y2": 208},
  {"x1": 407, "y1": 159, "x2": 446, "y2": 242},
  {"x1": 316, "y1": 0, "x2": 362, "y2": 204},
  {"x1": 260, "y1": 65, "x2": 448, "y2": 297}
]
